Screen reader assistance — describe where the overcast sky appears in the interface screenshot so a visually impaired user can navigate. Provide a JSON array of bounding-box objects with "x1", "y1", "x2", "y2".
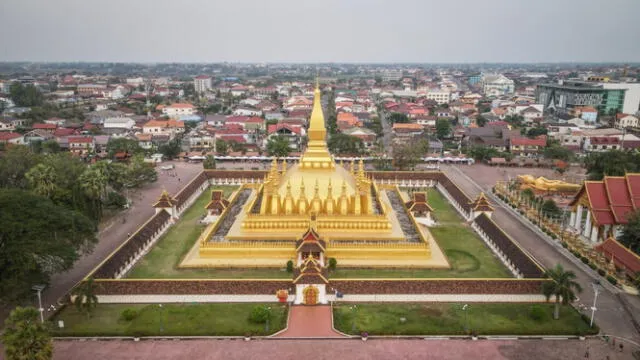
[{"x1": 1, "y1": 0, "x2": 639, "y2": 63}]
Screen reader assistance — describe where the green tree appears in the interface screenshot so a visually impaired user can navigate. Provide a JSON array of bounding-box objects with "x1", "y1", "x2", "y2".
[
  {"x1": 216, "y1": 139, "x2": 229, "y2": 155},
  {"x1": 543, "y1": 145, "x2": 573, "y2": 162},
  {"x1": 327, "y1": 133, "x2": 365, "y2": 156},
  {"x1": 619, "y1": 210, "x2": 640, "y2": 255},
  {"x1": 585, "y1": 151, "x2": 640, "y2": 180},
  {"x1": 125, "y1": 155, "x2": 157, "y2": 188},
  {"x1": 392, "y1": 139, "x2": 429, "y2": 170},
  {"x1": 79, "y1": 166, "x2": 108, "y2": 220},
  {"x1": 0, "y1": 189, "x2": 96, "y2": 303},
  {"x1": 158, "y1": 139, "x2": 182, "y2": 159},
  {"x1": 387, "y1": 112, "x2": 409, "y2": 124},
  {"x1": 2, "y1": 306, "x2": 53, "y2": 360},
  {"x1": 542, "y1": 264, "x2": 583, "y2": 320},
  {"x1": 0, "y1": 146, "x2": 42, "y2": 189},
  {"x1": 266, "y1": 135, "x2": 292, "y2": 157},
  {"x1": 526, "y1": 126, "x2": 548, "y2": 138},
  {"x1": 435, "y1": 119, "x2": 451, "y2": 139},
  {"x1": 505, "y1": 114, "x2": 524, "y2": 127},
  {"x1": 203, "y1": 155, "x2": 216, "y2": 169},
  {"x1": 41, "y1": 140, "x2": 61, "y2": 154},
  {"x1": 106, "y1": 138, "x2": 142, "y2": 158},
  {"x1": 541, "y1": 199, "x2": 562, "y2": 218},
  {"x1": 72, "y1": 278, "x2": 99, "y2": 318},
  {"x1": 9, "y1": 83, "x2": 44, "y2": 107},
  {"x1": 467, "y1": 146, "x2": 499, "y2": 162},
  {"x1": 25, "y1": 164, "x2": 58, "y2": 198},
  {"x1": 476, "y1": 115, "x2": 488, "y2": 127}
]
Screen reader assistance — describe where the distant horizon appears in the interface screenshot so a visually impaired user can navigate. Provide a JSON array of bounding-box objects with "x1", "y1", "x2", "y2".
[
  {"x1": 2, "y1": 0, "x2": 640, "y2": 63},
  {"x1": 1, "y1": 61, "x2": 639, "y2": 66}
]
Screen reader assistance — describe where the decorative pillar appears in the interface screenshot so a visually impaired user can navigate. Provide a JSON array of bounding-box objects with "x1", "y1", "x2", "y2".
[
  {"x1": 574, "y1": 205, "x2": 583, "y2": 233},
  {"x1": 583, "y1": 211, "x2": 592, "y2": 238},
  {"x1": 590, "y1": 225, "x2": 599, "y2": 243},
  {"x1": 569, "y1": 211, "x2": 576, "y2": 228}
]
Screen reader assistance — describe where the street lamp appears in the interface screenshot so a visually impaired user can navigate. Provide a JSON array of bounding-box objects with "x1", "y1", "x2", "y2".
[
  {"x1": 158, "y1": 304, "x2": 164, "y2": 332},
  {"x1": 32, "y1": 285, "x2": 46, "y2": 323},
  {"x1": 590, "y1": 281, "x2": 602, "y2": 328},
  {"x1": 265, "y1": 306, "x2": 272, "y2": 332},
  {"x1": 462, "y1": 304, "x2": 469, "y2": 333},
  {"x1": 350, "y1": 305, "x2": 357, "y2": 333}
]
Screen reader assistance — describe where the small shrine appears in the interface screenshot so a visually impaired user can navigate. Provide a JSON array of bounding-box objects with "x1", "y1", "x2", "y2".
[
  {"x1": 406, "y1": 192, "x2": 435, "y2": 226},
  {"x1": 469, "y1": 192, "x2": 494, "y2": 220},
  {"x1": 292, "y1": 223, "x2": 329, "y2": 305},
  {"x1": 203, "y1": 190, "x2": 229, "y2": 224},
  {"x1": 153, "y1": 189, "x2": 178, "y2": 220}
]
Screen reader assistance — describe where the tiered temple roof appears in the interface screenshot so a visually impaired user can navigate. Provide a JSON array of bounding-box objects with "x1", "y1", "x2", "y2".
[
  {"x1": 569, "y1": 174, "x2": 640, "y2": 226},
  {"x1": 470, "y1": 192, "x2": 494, "y2": 212},
  {"x1": 405, "y1": 192, "x2": 434, "y2": 214},
  {"x1": 293, "y1": 257, "x2": 329, "y2": 284},
  {"x1": 153, "y1": 189, "x2": 176, "y2": 208},
  {"x1": 594, "y1": 237, "x2": 640, "y2": 276},
  {"x1": 205, "y1": 190, "x2": 230, "y2": 214},
  {"x1": 295, "y1": 227, "x2": 326, "y2": 253}
]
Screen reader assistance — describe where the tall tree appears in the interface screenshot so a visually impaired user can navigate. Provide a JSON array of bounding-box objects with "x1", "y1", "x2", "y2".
[
  {"x1": 542, "y1": 264, "x2": 583, "y2": 320},
  {"x1": 392, "y1": 139, "x2": 428, "y2": 170},
  {"x1": 619, "y1": 210, "x2": 640, "y2": 255},
  {"x1": 79, "y1": 167, "x2": 108, "y2": 220},
  {"x1": 585, "y1": 150, "x2": 640, "y2": 180},
  {"x1": 216, "y1": 139, "x2": 229, "y2": 155},
  {"x1": 2, "y1": 306, "x2": 53, "y2": 360},
  {"x1": 435, "y1": 119, "x2": 451, "y2": 139},
  {"x1": 0, "y1": 146, "x2": 42, "y2": 189},
  {"x1": 387, "y1": 112, "x2": 409, "y2": 124},
  {"x1": 72, "y1": 278, "x2": 99, "y2": 318},
  {"x1": 9, "y1": 83, "x2": 44, "y2": 107},
  {"x1": 476, "y1": 115, "x2": 488, "y2": 127},
  {"x1": 203, "y1": 155, "x2": 216, "y2": 169},
  {"x1": 327, "y1": 133, "x2": 365, "y2": 156},
  {"x1": 266, "y1": 135, "x2": 292, "y2": 157},
  {"x1": 25, "y1": 164, "x2": 58, "y2": 198},
  {"x1": 0, "y1": 189, "x2": 97, "y2": 303}
]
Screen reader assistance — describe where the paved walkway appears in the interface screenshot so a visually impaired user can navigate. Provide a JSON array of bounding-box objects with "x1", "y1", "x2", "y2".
[
  {"x1": 1, "y1": 338, "x2": 636, "y2": 360},
  {"x1": 443, "y1": 164, "x2": 640, "y2": 342},
  {"x1": 275, "y1": 306, "x2": 345, "y2": 338}
]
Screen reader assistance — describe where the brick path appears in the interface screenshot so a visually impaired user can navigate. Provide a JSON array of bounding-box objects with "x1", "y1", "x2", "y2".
[
  {"x1": 275, "y1": 305, "x2": 345, "y2": 338},
  {"x1": 1, "y1": 338, "x2": 636, "y2": 360}
]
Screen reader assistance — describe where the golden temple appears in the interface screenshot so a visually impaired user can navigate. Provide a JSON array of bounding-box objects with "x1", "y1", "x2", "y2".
[{"x1": 180, "y1": 81, "x2": 448, "y2": 269}]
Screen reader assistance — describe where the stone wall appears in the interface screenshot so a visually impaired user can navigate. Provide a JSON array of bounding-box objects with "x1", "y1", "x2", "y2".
[
  {"x1": 93, "y1": 278, "x2": 548, "y2": 296},
  {"x1": 473, "y1": 213, "x2": 545, "y2": 278}
]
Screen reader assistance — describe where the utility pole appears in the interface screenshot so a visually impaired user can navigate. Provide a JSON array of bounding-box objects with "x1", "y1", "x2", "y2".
[{"x1": 32, "y1": 285, "x2": 46, "y2": 323}]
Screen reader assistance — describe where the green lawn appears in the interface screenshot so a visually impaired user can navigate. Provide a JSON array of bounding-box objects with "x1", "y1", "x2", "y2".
[
  {"x1": 52, "y1": 303, "x2": 288, "y2": 337},
  {"x1": 126, "y1": 186, "x2": 289, "y2": 279},
  {"x1": 330, "y1": 189, "x2": 511, "y2": 279},
  {"x1": 333, "y1": 303, "x2": 597, "y2": 336}
]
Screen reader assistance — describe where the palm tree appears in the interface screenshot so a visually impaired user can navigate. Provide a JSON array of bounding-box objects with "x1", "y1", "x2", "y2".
[
  {"x1": 72, "y1": 278, "x2": 99, "y2": 319},
  {"x1": 25, "y1": 163, "x2": 57, "y2": 198},
  {"x1": 2, "y1": 306, "x2": 53, "y2": 360},
  {"x1": 542, "y1": 264, "x2": 583, "y2": 320},
  {"x1": 79, "y1": 167, "x2": 107, "y2": 220}
]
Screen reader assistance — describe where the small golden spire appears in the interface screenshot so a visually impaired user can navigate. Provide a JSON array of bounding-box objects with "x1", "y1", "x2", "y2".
[
  {"x1": 281, "y1": 158, "x2": 287, "y2": 173},
  {"x1": 350, "y1": 160, "x2": 356, "y2": 175}
]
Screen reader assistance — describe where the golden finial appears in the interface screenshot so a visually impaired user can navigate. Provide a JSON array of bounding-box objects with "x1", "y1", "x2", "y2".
[
  {"x1": 350, "y1": 160, "x2": 356, "y2": 174},
  {"x1": 327, "y1": 179, "x2": 333, "y2": 197},
  {"x1": 282, "y1": 158, "x2": 287, "y2": 172}
]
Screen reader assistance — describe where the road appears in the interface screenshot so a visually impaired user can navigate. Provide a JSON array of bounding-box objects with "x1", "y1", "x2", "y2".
[
  {"x1": 442, "y1": 164, "x2": 640, "y2": 342},
  {"x1": 379, "y1": 110, "x2": 393, "y2": 155},
  {"x1": 32, "y1": 162, "x2": 204, "y2": 320}
]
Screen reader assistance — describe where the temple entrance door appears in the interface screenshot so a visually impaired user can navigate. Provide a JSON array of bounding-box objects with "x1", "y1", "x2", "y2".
[{"x1": 303, "y1": 285, "x2": 318, "y2": 305}]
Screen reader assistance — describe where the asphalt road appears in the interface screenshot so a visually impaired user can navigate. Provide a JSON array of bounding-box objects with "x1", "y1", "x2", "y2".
[{"x1": 443, "y1": 164, "x2": 640, "y2": 342}]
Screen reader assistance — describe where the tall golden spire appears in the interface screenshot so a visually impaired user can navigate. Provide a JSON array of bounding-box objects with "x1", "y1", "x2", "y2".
[{"x1": 299, "y1": 78, "x2": 334, "y2": 170}]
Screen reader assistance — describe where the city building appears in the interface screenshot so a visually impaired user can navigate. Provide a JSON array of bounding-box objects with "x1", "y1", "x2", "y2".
[
  {"x1": 426, "y1": 90, "x2": 451, "y2": 105},
  {"x1": 142, "y1": 119, "x2": 185, "y2": 137},
  {"x1": 481, "y1": 74, "x2": 515, "y2": 96},
  {"x1": 535, "y1": 81, "x2": 626, "y2": 115},
  {"x1": 381, "y1": 69, "x2": 403, "y2": 82},
  {"x1": 615, "y1": 114, "x2": 639, "y2": 129},
  {"x1": 159, "y1": 103, "x2": 196, "y2": 117},
  {"x1": 601, "y1": 83, "x2": 640, "y2": 114},
  {"x1": 194, "y1": 75, "x2": 213, "y2": 94}
]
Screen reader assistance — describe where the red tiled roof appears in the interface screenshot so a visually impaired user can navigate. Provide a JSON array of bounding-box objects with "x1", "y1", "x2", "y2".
[
  {"x1": 510, "y1": 136, "x2": 546, "y2": 147},
  {"x1": 268, "y1": 123, "x2": 302, "y2": 135},
  {"x1": 195, "y1": 75, "x2": 211, "y2": 79},
  {"x1": 591, "y1": 137, "x2": 619, "y2": 145},
  {"x1": 220, "y1": 135, "x2": 246, "y2": 143},
  {"x1": 33, "y1": 123, "x2": 57, "y2": 129},
  {"x1": 570, "y1": 174, "x2": 640, "y2": 226},
  {"x1": 0, "y1": 132, "x2": 22, "y2": 141},
  {"x1": 595, "y1": 238, "x2": 640, "y2": 274},
  {"x1": 54, "y1": 128, "x2": 76, "y2": 137},
  {"x1": 68, "y1": 136, "x2": 93, "y2": 144}
]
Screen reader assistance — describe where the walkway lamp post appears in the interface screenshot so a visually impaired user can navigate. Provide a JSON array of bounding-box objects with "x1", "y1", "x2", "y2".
[
  {"x1": 158, "y1": 304, "x2": 164, "y2": 333},
  {"x1": 462, "y1": 304, "x2": 469, "y2": 333},
  {"x1": 590, "y1": 281, "x2": 602, "y2": 328},
  {"x1": 32, "y1": 285, "x2": 46, "y2": 323},
  {"x1": 265, "y1": 306, "x2": 272, "y2": 332},
  {"x1": 350, "y1": 305, "x2": 357, "y2": 333}
]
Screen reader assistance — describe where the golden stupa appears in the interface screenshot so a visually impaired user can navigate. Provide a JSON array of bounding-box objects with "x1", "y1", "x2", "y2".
[{"x1": 181, "y1": 81, "x2": 448, "y2": 268}]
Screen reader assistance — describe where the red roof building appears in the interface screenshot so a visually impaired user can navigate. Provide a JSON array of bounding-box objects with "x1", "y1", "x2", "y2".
[
  {"x1": 568, "y1": 174, "x2": 640, "y2": 243},
  {"x1": 594, "y1": 238, "x2": 640, "y2": 278}
]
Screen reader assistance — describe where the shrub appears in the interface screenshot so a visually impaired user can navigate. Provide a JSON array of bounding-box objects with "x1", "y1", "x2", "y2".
[
  {"x1": 518, "y1": 209, "x2": 525, "y2": 215},
  {"x1": 561, "y1": 242, "x2": 568, "y2": 248},
  {"x1": 573, "y1": 251, "x2": 581, "y2": 259},
  {"x1": 606, "y1": 276, "x2": 618, "y2": 285},
  {"x1": 529, "y1": 305, "x2": 546, "y2": 322},
  {"x1": 550, "y1": 234, "x2": 557, "y2": 240},
  {"x1": 328, "y1": 258, "x2": 337, "y2": 271},
  {"x1": 120, "y1": 308, "x2": 138, "y2": 321},
  {"x1": 589, "y1": 263, "x2": 597, "y2": 270},
  {"x1": 597, "y1": 269, "x2": 606, "y2": 276},
  {"x1": 286, "y1": 260, "x2": 294, "y2": 273},
  {"x1": 248, "y1": 305, "x2": 271, "y2": 324},
  {"x1": 581, "y1": 256, "x2": 589, "y2": 264}
]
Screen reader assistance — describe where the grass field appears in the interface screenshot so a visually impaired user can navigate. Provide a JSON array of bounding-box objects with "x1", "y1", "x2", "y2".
[
  {"x1": 330, "y1": 189, "x2": 511, "y2": 279},
  {"x1": 52, "y1": 303, "x2": 288, "y2": 337},
  {"x1": 333, "y1": 303, "x2": 596, "y2": 336},
  {"x1": 126, "y1": 185, "x2": 288, "y2": 279}
]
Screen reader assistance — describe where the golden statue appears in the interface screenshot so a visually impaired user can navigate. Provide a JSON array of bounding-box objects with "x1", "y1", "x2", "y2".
[{"x1": 517, "y1": 175, "x2": 581, "y2": 193}]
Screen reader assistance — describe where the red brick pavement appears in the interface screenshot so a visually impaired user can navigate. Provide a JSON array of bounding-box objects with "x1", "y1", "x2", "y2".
[
  {"x1": 1, "y1": 338, "x2": 635, "y2": 360},
  {"x1": 275, "y1": 305, "x2": 345, "y2": 338}
]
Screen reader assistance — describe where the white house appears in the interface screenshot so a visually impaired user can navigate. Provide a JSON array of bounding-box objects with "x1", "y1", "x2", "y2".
[
  {"x1": 194, "y1": 75, "x2": 213, "y2": 94},
  {"x1": 426, "y1": 90, "x2": 451, "y2": 105},
  {"x1": 482, "y1": 74, "x2": 515, "y2": 96},
  {"x1": 0, "y1": 132, "x2": 24, "y2": 145},
  {"x1": 232, "y1": 107, "x2": 262, "y2": 117},
  {"x1": 103, "y1": 117, "x2": 136, "y2": 130},
  {"x1": 615, "y1": 115, "x2": 639, "y2": 129},
  {"x1": 161, "y1": 103, "x2": 196, "y2": 117}
]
